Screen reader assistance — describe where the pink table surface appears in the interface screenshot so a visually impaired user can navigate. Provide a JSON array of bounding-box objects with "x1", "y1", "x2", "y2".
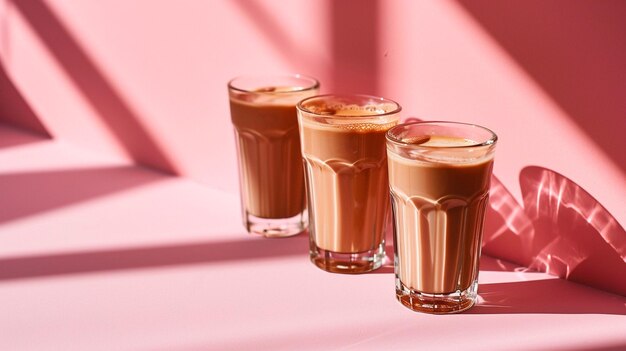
[{"x1": 1, "y1": 125, "x2": 625, "y2": 351}]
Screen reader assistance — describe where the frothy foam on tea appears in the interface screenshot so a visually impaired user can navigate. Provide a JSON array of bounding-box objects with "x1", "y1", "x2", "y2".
[
  {"x1": 232, "y1": 86, "x2": 307, "y2": 105},
  {"x1": 402, "y1": 135, "x2": 478, "y2": 147},
  {"x1": 305, "y1": 102, "x2": 388, "y2": 116},
  {"x1": 300, "y1": 102, "x2": 396, "y2": 132},
  {"x1": 328, "y1": 121, "x2": 396, "y2": 132},
  {"x1": 253, "y1": 86, "x2": 303, "y2": 93}
]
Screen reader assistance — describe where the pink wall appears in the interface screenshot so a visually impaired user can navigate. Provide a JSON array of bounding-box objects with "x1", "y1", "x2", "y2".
[
  {"x1": 376, "y1": 0, "x2": 625, "y2": 294},
  {"x1": 1, "y1": 0, "x2": 624, "y2": 293},
  {"x1": 0, "y1": 0, "x2": 335, "y2": 187}
]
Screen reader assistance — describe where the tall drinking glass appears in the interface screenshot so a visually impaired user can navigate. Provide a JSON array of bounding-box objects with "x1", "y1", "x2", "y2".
[
  {"x1": 228, "y1": 75, "x2": 319, "y2": 237},
  {"x1": 386, "y1": 121, "x2": 497, "y2": 313},
  {"x1": 297, "y1": 94, "x2": 401, "y2": 273}
]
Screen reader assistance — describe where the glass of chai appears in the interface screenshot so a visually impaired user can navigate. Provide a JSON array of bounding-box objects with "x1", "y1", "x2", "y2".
[
  {"x1": 297, "y1": 94, "x2": 401, "y2": 273},
  {"x1": 228, "y1": 75, "x2": 319, "y2": 237},
  {"x1": 386, "y1": 121, "x2": 497, "y2": 313}
]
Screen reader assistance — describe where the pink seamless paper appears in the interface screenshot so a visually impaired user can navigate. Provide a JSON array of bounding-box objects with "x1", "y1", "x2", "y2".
[{"x1": 0, "y1": 0, "x2": 624, "y2": 349}]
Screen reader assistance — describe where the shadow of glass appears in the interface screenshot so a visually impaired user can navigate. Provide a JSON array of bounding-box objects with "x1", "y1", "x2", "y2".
[
  {"x1": 0, "y1": 166, "x2": 163, "y2": 224},
  {"x1": 0, "y1": 62, "x2": 51, "y2": 138},
  {"x1": 0, "y1": 234, "x2": 309, "y2": 281},
  {"x1": 468, "y1": 278, "x2": 626, "y2": 315},
  {"x1": 10, "y1": 0, "x2": 177, "y2": 174},
  {"x1": 455, "y1": 0, "x2": 626, "y2": 174},
  {"x1": 519, "y1": 166, "x2": 626, "y2": 296}
]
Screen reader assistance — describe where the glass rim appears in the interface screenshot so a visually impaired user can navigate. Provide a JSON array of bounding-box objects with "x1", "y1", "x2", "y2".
[
  {"x1": 297, "y1": 94, "x2": 402, "y2": 118},
  {"x1": 386, "y1": 121, "x2": 498, "y2": 149},
  {"x1": 227, "y1": 74, "x2": 320, "y2": 94}
]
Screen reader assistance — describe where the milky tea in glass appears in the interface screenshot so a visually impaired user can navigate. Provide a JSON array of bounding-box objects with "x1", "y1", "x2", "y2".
[
  {"x1": 228, "y1": 75, "x2": 319, "y2": 237},
  {"x1": 297, "y1": 95, "x2": 401, "y2": 273},
  {"x1": 386, "y1": 121, "x2": 497, "y2": 313}
]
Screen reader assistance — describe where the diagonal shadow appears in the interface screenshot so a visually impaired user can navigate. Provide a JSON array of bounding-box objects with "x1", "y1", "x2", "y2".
[
  {"x1": 229, "y1": 0, "x2": 380, "y2": 93},
  {"x1": 469, "y1": 278, "x2": 626, "y2": 315},
  {"x1": 0, "y1": 165, "x2": 163, "y2": 224},
  {"x1": 10, "y1": 0, "x2": 177, "y2": 174},
  {"x1": 0, "y1": 61, "x2": 51, "y2": 138},
  {"x1": 455, "y1": 0, "x2": 626, "y2": 174},
  {"x1": 0, "y1": 234, "x2": 309, "y2": 281},
  {"x1": 329, "y1": 0, "x2": 380, "y2": 94},
  {"x1": 0, "y1": 122, "x2": 47, "y2": 149}
]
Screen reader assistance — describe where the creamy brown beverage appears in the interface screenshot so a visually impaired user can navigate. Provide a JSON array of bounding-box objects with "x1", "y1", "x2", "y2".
[
  {"x1": 297, "y1": 95, "x2": 401, "y2": 273},
  {"x1": 230, "y1": 88, "x2": 307, "y2": 219},
  {"x1": 386, "y1": 122, "x2": 497, "y2": 313},
  {"x1": 228, "y1": 75, "x2": 319, "y2": 237}
]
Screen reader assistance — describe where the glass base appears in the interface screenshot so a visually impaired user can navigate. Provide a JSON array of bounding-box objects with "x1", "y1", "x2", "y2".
[
  {"x1": 395, "y1": 279, "x2": 478, "y2": 314},
  {"x1": 310, "y1": 241, "x2": 385, "y2": 274},
  {"x1": 244, "y1": 211, "x2": 307, "y2": 238}
]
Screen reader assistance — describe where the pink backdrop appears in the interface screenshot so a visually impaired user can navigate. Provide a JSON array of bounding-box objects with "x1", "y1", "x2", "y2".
[
  {"x1": 2, "y1": 0, "x2": 623, "y2": 209},
  {"x1": 1, "y1": 0, "x2": 625, "y2": 348}
]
